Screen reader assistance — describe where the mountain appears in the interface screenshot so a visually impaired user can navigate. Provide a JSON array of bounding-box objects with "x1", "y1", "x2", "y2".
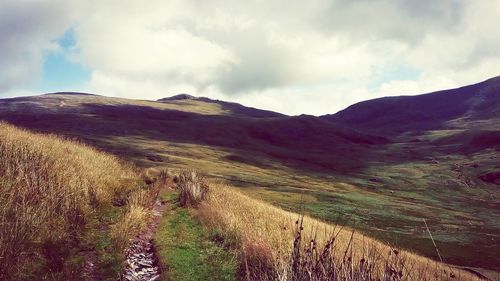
[
  {"x1": 323, "y1": 76, "x2": 500, "y2": 135},
  {"x1": 0, "y1": 92, "x2": 386, "y2": 173},
  {"x1": 0, "y1": 77, "x2": 499, "y2": 272}
]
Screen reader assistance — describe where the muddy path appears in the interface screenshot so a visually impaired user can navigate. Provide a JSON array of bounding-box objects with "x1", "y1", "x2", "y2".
[{"x1": 120, "y1": 196, "x2": 168, "y2": 281}]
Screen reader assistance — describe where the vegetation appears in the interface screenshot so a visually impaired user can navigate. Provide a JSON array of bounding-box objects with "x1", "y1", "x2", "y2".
[
  {"x1": 0, "y1": 83, "x2": 498, "y2": 273},
  {"x1": 177, "y1": 170, "x2": 209, "y2": 206},
  {"x1": 0, "y1": 123, "x2": 154, "y2": 280},
  {"x1": 155, "y1": 191, "x2": 237, "y2": 281},
  {"x1": 195, "y1": 182, "x2": 481, "y2": 281},
  {"x1": 0, "y1": 121, "x2": 494, "y2": 280},
  {"x1": 110, "y1": 189, "x2": 155, "y2": 252}
]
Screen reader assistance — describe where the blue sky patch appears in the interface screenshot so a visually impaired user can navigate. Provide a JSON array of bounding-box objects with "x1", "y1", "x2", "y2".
[
  {"x1": 368, "y1": 65, "x2": 421, "y2": 92},
  {"x1": 36, "y1": 29, "x2": 91, "y2": 93}
]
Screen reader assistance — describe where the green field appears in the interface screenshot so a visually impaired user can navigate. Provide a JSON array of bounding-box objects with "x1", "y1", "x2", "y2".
[{"x1": 155, "y1": 192, "x2": 237, "y2": 281}]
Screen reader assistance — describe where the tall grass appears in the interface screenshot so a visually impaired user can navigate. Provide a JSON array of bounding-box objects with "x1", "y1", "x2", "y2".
[
  {"x1": 0, "y1": 122, "x2": 138, "y2": 279},
  {"x1": 110, "y1": 171, "x2": 165, "y2": 251},
  {"x1": 196, "y1": 183, "x2": 481, "y2": 281},
  {"x1": 177, "y1": 170, "x2": 208, "y2": 206}
]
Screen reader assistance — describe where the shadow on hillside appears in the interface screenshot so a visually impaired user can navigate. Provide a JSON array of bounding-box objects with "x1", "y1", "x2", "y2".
[{"x1": 0, "y1": 102, "x2": 391, "y2": 175}]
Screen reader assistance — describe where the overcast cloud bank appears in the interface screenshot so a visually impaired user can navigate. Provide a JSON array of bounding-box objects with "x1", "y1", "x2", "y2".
[{"x1": 1, "y1": 0, "x2": 499, "y2": 114}]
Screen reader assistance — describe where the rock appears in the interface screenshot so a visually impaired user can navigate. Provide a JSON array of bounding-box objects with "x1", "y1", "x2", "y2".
[
  {"x1": 138, "y1": 260, "x2": 153, "y2": 267},
  {"x1": 149, "y1": 275, "x2": 160, "y2": 281}
]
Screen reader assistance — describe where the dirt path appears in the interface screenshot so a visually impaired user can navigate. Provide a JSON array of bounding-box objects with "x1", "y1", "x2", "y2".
[
  {"x1": 120, "y1": 197, "x2": 167, "y2": 281},
  {"x1": 453, "y1": 163, "x2": 473, "y2": 188}
]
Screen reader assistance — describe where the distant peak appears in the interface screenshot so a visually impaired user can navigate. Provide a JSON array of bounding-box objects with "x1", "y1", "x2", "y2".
[
  {"x1": 158, "y1": 93, "x2": 197, "y2": 101},
  {"x1": 44, "y1": 92, "x2": 97, "y2": 96}
]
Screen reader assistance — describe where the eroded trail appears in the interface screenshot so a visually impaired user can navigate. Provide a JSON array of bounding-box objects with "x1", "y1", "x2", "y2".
[{"x1": 120, "y1": 198, "x2": 167, "y2": 281}]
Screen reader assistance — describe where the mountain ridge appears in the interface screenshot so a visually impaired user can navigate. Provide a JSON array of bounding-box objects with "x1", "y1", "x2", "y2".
[
  {"x1": 322, "y1": 76, "x2": 500, "y2": 135},
  {"x1": 158, "y1": 93, "x2": 286, "y2": 118}
]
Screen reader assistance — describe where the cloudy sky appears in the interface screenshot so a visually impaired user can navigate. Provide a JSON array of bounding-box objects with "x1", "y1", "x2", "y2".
[{"x1": 1, "y1": 0, "x2": 500, "y2": 115}]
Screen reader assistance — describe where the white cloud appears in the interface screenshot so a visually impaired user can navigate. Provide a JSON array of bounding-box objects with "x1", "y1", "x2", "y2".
[
  {"x1": 1, "y1": 0, "x2": 499, "y2": 115},
  {"x1": 75, "y1": 9, "x2": 236, "y2": 81}
]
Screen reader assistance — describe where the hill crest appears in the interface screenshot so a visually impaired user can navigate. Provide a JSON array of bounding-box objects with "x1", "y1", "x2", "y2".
[{"x1": 322, "y1": 76, "x2": 500, "y2": 135}]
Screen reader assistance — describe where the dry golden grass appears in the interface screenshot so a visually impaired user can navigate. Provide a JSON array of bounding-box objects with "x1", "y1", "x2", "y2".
[
  {"x1": 111, "y1": 173, "x2": 165, "y2": 251},
  {"x1": 36, "y1": 93, "x2": 231, "y2": 115},
  {"x1": 0, "y1": 122, "x2": 140, "y2": 279},
  {"x1": 111, "y1": 205, "x2": 150, "y2": 251},
  {"x1": 178, "y1": 170, "x2": 209, "y2": 206},
  {"x1": 196, "y1": 183, "x2": 481, "y2": 281}
]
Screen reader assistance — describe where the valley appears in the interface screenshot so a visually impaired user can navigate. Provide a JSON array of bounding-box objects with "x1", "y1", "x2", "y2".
[{"x1": 0, "y1": 77, "x2": 499, "y2": 275}]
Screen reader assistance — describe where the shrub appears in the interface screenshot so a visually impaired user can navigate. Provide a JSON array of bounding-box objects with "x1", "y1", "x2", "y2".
[{"x1": 178, "y1": 170, "x2": 208, "y2": 206}]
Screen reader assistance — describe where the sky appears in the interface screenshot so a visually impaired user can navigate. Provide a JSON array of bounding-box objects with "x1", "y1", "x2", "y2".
[{"x1": 1, "y1": 0, "x2": 500, "y2": 115}]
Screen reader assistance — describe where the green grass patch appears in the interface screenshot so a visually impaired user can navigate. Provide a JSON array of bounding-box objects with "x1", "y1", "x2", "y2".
[
  {"x1": 81, "y1": 205, "x2": 127, "y2": 281},
  {"x1": 156, "y1": 192, "x2": 237, "y2": 281}
]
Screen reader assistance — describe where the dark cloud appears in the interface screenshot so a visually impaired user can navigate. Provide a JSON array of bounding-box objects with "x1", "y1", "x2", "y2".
[
  {"x1": 316, "y1": 0, "x2": 464, "y2": 43},
  {"x1": 211, "y1": 29, "x2": 300, "y2": 94}
]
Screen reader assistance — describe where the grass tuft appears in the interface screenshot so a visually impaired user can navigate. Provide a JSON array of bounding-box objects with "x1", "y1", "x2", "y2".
[{"x1": 178, "y1": 170, "x2": 209, "y2": 206}]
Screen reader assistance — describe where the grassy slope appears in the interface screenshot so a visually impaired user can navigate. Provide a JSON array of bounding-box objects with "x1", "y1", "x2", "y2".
[
  {"x1": 155, "y1": 192, "x2": 237, "y2": 281},
  {"x1": 0, "y1": 92, "x2": 498, "y2": 272},
  {"x1": 0, "y1": 124, "x2": 125, "y2": 279},
  {"x1": 195, "y1": 183, "x2": 483, "y2": 280},
  {"x1": 319, "y1": 77, "x2": 500, "y2": 271},
  {"x1": 0, "y1": 123, "x2": 152, "y2": 280}
]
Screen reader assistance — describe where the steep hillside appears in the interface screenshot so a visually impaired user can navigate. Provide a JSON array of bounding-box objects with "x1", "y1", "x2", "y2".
[{"x1": 0, "y1": 123, "x2": 157, "y2": 280}]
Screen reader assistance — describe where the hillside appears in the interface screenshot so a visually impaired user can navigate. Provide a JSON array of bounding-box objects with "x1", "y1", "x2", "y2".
[
  {"x1": 0, "y1": 77, "x2": 499, "y2": 274},
  {"x1": 158, "y1": 94, "x2": 285, "y2": 118},
  {"x1": 323, "y1": 76, "x2": 500, "y2": 135},
  {"x1": 0, "y1": 124, "x2": 485, "y2": 281},
  {"x1": 0, "y1": 123, "x2": 159, "y2": 280},
  {"x1": 0, "y1": 92, "x2": 386, "y2": 172}
]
